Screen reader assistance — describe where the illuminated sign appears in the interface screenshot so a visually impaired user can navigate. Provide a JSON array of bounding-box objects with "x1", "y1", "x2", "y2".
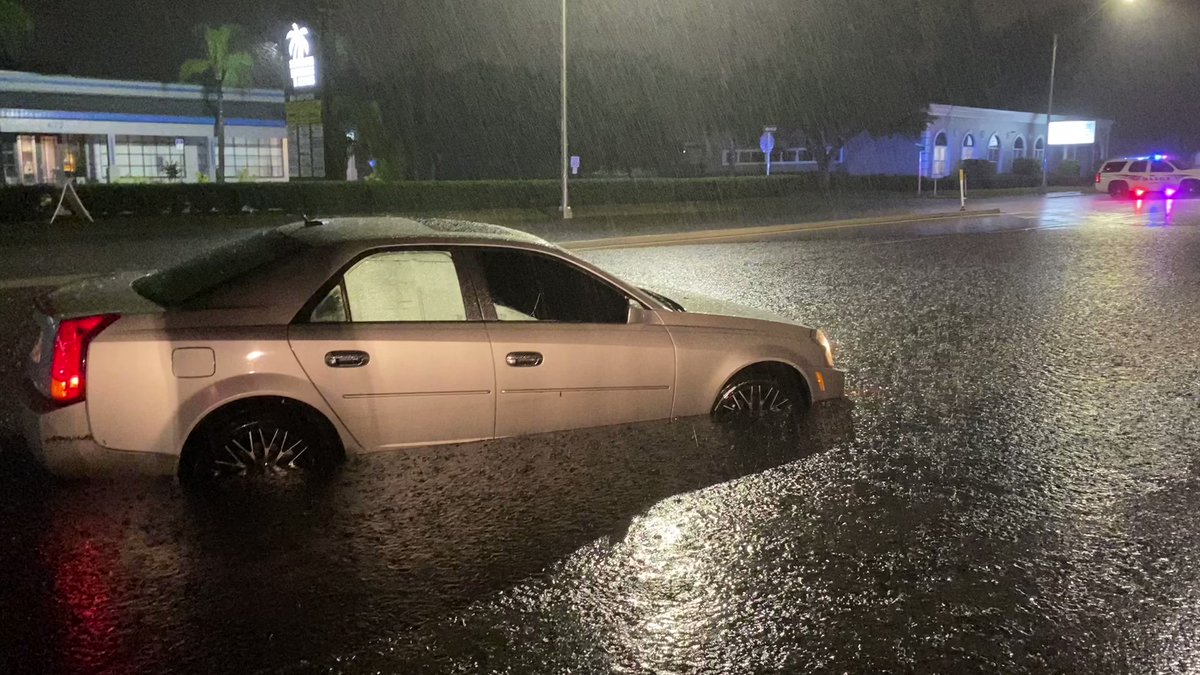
[
  {"x1": 287, "y1": 23, "x2": 316, "y2": 88},
  {"x1": 1048, "y1": 120, "x2": 1096, "y2": 146}
]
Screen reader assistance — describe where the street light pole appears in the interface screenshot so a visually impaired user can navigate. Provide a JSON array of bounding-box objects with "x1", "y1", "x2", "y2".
[
  {"x1": 560, "y1": 0, "x2": 572, "y2": 219},
  {"x1": 1042, "y1": 32, "x2": 1058, "y2": 192}
]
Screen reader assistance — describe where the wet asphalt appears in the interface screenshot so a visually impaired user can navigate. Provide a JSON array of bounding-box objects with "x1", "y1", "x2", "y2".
[{"x1": 2, "y1": 193, "x2": 1199, "y2": 674}]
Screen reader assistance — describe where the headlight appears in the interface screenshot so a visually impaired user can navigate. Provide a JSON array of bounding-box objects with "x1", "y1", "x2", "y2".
[{"x1": 813, "y1": 329, "x2": 834, "y2": 367}]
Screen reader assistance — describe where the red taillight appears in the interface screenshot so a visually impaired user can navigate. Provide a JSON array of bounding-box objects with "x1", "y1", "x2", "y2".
[
  {"x1": 1095, "y1": 173, "x2": 1102, "y2": 183},
  {"x1": 49, "y1": 314, "x2": 118, "y2": 403}
]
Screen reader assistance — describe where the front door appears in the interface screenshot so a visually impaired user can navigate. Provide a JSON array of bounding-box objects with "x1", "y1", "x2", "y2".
[
  {"x1": 468, "y1": 247, "x2": 675, "y2": 438},
  {"x1": 288, "y1": 248, "x2": 495, "y2": 451}
]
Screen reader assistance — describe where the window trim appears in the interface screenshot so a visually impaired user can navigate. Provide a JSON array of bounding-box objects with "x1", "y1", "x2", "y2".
[
  {"x1": 293, "y1": 245, "x2": 485, "y2": 324},
  {"x1": 460, "y1": 246, "x2": 644, "y2": 325}
]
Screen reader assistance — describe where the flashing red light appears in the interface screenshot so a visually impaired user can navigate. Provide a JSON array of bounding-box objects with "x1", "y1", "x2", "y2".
[
  {"x1": 1135, "y1": 188, "x2": 1146, "y2": 198},
  {"x1": 1095, "y1": 173, "x2": 1102, "y2": 184},
  {"x1": 49, "y1": 314, "x2": 119, "y2": 403}
]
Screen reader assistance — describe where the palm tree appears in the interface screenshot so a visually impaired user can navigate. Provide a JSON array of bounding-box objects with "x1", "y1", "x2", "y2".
[
  {"x1": 180, "y1": 24, "x2": 254, "y2": 182},
  {"x1": 0, "y1": 0, "x2": 32, "y2": 63}
]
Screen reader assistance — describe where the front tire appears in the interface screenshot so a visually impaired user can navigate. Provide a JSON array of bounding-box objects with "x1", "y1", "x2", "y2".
[
  {"x1": 179, "y1": 400, "x2": 338, "y2": 486},
  {"x1": 711, "y1": 368, "x2": 808, "y2": 429}
]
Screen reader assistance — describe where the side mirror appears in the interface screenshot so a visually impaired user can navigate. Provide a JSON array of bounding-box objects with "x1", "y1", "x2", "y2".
[{"x1": 627, "y1": 303, "x2": 655, "y2": 325}]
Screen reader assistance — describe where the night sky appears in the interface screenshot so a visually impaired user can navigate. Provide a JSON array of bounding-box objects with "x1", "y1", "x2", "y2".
[{"x1": 9, "y1": 0, "x2": 1200, "y2": 153}]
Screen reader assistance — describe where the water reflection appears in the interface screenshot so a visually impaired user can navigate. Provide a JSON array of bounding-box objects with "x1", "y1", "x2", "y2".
[
  {"x1": 1133, "y1": 196, "x2": 1175, "y2": 226},
  {"x1": 0, "y1": 405, "x2": 853, "y2": 674}
]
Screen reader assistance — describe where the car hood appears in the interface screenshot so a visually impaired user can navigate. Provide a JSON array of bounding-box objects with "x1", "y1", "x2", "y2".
[{"x1": 641, "y1": 285, "x2": 813, "y2": 334}]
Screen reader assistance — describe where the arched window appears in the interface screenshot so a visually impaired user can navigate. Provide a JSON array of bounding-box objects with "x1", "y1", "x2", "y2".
[
  {"x1": 962, "y1": 134, "x2": 975, "y2": 161},
  {"x1": 1033, "y1": 137, "x2": 1046, "y2": 161},
  {"x1": 1013, "y1": 137, "x2": 1026, "y2": 160},
  {"x1": 933, "y1": 132, "x2": 948, "y2": 178},
  {"x1": 987, "y1": 134, "x2": 1001, "y2": 165}
]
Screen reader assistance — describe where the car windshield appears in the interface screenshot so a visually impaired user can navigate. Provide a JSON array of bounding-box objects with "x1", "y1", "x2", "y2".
[{"x1": 132, "y1": 229, "x2": 304, "y2": 307}]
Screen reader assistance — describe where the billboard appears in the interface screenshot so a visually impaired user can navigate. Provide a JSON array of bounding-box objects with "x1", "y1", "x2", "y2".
[{"x1": 1048, "y1": 120, "x2": 1096, "y2": 146}]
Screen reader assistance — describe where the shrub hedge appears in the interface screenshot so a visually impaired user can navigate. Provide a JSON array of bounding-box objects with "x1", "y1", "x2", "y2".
[{"x1": 0, "y1": 171, "x2": 1074, "y2": 224}]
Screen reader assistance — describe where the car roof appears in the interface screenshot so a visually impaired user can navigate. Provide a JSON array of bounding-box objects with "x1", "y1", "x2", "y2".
[{"x1": 285, "y1": 216, "x2": 555, "y2": 250}]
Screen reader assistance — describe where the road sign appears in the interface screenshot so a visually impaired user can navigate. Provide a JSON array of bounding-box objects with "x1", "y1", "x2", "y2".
[
  {"x1": 570, "y1": 155, "x2": 580, "y2": 176},
  {"x1": 759, "y1": 131, "x2": 775, "y2": 154},
  {"x1": 760, "y1": 130, "x2": 776, "y2": 176}
]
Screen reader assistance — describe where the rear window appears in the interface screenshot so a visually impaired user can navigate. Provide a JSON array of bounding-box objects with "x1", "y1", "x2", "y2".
[
  {"x1": 132, "y1": 229, "x2": 304, "y2": 307},
  {"x1": 1102, "y1": 161, "x2": 1127, "y2": 173},
  {"x1": 1128, "y1": 160, "x2": 1148, "y2": 173}
]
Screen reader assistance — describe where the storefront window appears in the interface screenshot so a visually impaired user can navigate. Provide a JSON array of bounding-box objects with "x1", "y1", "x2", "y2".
[
  {"x1": 114, "y1": 135, "x2": 187, "y2": 181},
  {"x1": 226, "y1": 137, "x2": 285, "y2": 179},
  {"x1": 1, "y1": 134, "x2": 16, "y2": 184}
]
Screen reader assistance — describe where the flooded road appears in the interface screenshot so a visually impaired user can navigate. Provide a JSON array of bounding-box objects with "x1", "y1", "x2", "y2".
[{"x1": 3, "y1": 194, "x2": 1200, "y2": 673}]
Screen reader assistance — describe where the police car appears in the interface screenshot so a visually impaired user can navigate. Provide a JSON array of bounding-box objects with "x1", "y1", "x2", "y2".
[{"x1": 1094, "y1": 155, "x2": 1200, "y2": 198}]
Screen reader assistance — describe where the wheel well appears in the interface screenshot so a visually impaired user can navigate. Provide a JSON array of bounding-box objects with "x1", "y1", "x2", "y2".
[
  {"x1": 180, "y1": 396, "x2": 346, "y2": 473},
  {"x1": 718, "y1": 362, "x2": 813, "y2": 407}
]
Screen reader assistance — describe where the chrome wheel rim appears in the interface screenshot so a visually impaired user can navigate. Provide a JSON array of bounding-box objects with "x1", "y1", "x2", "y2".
[
  {"x1": 211, "y1": 425, "x2": 310, "y2": 478},
  {"x1": 713, "y1": 379, "x2": 794, "y2": 422}
]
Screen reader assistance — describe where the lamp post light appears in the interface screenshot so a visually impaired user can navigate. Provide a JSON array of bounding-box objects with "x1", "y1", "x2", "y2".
[
  {"x1": 1043, "y1": 0, "x2": 1138, "y2": 192},
  {"x1": 560, "y1": 0, "x2": 572, "y2": 219}
]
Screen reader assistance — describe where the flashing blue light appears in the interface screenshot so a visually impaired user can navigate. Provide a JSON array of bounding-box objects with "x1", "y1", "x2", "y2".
[{"x1": 368, "y1": 159, "x2": 377, "y2": 169}]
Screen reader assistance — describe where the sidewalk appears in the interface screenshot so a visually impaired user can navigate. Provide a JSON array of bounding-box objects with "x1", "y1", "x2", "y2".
[{"x1": 451, "y1": 189, "x2": 1088, "y2": 244}]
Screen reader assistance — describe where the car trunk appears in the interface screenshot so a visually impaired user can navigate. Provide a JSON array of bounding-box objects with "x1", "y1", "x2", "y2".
[{"x1": 27, "y1": 272, "x2": 163, "y2": 400}]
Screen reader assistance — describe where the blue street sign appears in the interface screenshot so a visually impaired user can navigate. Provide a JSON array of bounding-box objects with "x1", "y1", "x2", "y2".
[
  {"x1": 759, "y1": 131, "x2": 775, "y2": 154},
  {"x1": 760, "y1": 130, "x2": 776, "y2": 176}
]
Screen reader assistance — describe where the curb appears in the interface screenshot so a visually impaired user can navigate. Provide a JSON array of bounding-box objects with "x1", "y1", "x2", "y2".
[{"x1": 562, "y1": 208, "x2": 1005, "y2": 251}]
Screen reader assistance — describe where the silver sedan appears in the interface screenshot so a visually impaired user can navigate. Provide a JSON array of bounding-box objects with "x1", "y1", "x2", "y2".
[{"x1": 22, "y1": 217, "x2": 845, "y2": 484}]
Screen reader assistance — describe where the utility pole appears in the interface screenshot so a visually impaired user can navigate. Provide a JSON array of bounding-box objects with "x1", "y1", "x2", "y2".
[
  {"x1": 560, "y1": 0, "x2": 572, "y2": 219},
  {"x1": 1042, "y1": 32, "x2": 1058, "y2": 193}
]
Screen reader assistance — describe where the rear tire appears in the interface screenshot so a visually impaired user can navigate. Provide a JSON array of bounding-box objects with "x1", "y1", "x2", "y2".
[
  {"x1": 179, "y1": 400, "x2": 339, "y2": 487},
  {"x1": 1108, "y1": 181, "x2": 1129, "y2": 199}
]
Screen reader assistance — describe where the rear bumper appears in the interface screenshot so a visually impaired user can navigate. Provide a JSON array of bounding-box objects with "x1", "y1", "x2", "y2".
[{"x1": 20, "y1": 388, "x2": 177, "y2": 477}]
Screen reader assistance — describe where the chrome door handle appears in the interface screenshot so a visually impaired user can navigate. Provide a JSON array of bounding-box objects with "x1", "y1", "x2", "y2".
[
  {"x1": 325, "y1": 350, "x2": 370, "y2": 368},
  {"x1": 506, "y1": 352, "x2": 543, "y2": 367}
]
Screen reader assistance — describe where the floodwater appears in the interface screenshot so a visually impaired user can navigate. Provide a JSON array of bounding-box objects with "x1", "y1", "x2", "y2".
[{"x1": 3, "y1": 194, "x2": 1200, "y2": 673}]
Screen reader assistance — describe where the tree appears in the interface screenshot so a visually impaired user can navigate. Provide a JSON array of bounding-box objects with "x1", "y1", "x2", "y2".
[
  {"x1": 180, "y1": 25, "x2": 254, "y2": 183},
  {"x1": 0, "y1": 0, "x2": 31, "y2": 64},
  {"x1": 725, "y1": 0, "x2": 933, "y2": 190}
]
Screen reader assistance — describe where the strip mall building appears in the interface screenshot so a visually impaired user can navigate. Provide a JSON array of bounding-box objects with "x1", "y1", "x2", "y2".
[{"x1": 0, "y1": 70, "x2": 288, "y2": 185}]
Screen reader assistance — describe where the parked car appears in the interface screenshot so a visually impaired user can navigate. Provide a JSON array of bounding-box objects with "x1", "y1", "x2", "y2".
[
  {"x1": 1094, "y1": 155, "x2": 1200, "y2": 198},
  {"x1": 23, "y1": 217, "x2": 845, "y2": 484}
]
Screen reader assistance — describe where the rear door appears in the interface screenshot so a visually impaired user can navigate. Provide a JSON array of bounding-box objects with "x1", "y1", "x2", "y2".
[
  {"x1": 467, "y1": 247, "x2": 675, "y2": 438},
  {"x1": 288, "y1": 248, "x2": 495, "y2": 451},
  {"x1": 1150, "y1": 159, "x2": 1177, "y2": 191}
]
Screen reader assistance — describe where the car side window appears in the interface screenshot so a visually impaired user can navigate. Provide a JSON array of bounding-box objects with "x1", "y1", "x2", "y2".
[
  {"x1": 311, "y1": 250, "x2": 468, "y2": 323},
  {"x1": 1128, "y1": 160, "x2": 1148, "y2": 173},
  {"x1": 1102, "y1": 161, "x2": 1127, "y2": 173},
  {"x1": 1151, "y1": 161, "x2": 1174, "y2": 173},
  {"x1": 475, "y1": 248, "x2": 629, "y2": 324}
]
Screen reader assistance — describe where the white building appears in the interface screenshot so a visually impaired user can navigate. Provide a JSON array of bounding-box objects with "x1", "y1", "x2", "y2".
[
  {"x1": 707, "y1": 103, "x2": 1114, "y2": 179},
  {"x1": 0, "y1": 70, "x2": 289, "y2": 185}
]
